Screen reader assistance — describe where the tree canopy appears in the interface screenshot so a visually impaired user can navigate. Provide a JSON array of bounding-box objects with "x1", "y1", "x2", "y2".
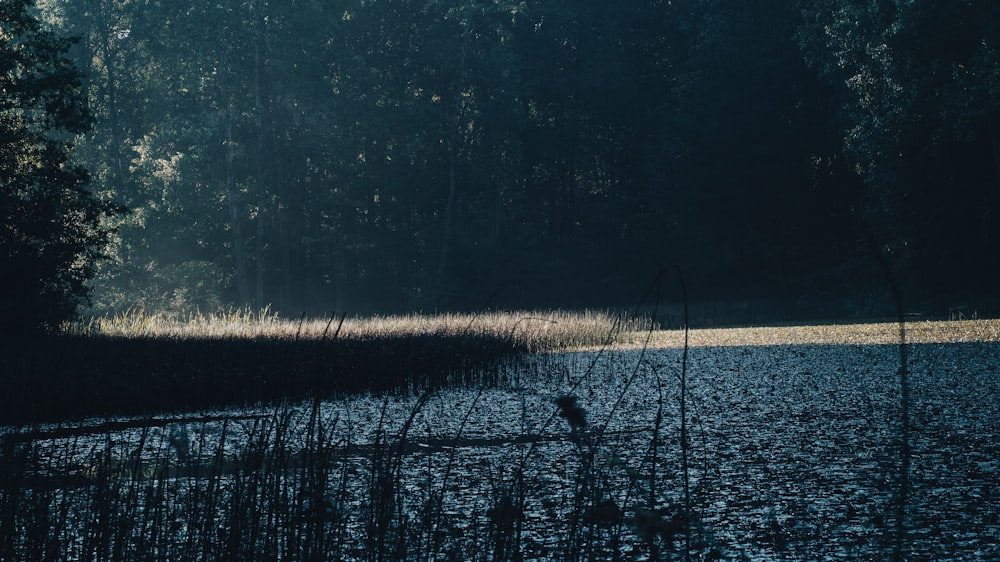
[
  {"x1": 26, "y1": 0, "x2": 1000, "y2": 321},
  {"x1": 799, "y1": 0, "x2": 1000, "y2": 299},
  {"x1": 1, "y1": 0, "x2": 116, "y2": 333}
]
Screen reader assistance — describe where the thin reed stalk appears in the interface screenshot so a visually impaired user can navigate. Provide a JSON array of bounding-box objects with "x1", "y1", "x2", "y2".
[
  {"x1": 673, "y1": 266, "x2": 692, "y2": 562},
  {"x1": 866, "y1": 228, "x2": 910, "y2": 561}
]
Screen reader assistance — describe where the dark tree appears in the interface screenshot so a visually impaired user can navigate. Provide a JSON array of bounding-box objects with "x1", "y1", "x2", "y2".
[
  {"x1": 0, "y1": 0, "x2": 117, "y2": 333},
  {"x1": 29, "y1": 0, "x2": 996, "y2": 319},
  {"x1": 798, "y1": 0, "x2": 1000, "y2": 299}
]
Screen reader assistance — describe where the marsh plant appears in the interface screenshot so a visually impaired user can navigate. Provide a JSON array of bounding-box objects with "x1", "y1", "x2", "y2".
[
  {"x1": 0, "y1": 305, "x2": 719, "y2": 561},
  {"x1": 0, "y1": 406, "x2": 682, "y2": 560},
  {"x1": 80, "y1": 308, "x2": 653, "y2": 351},
  {"x1": 2, "y1": 309, "x2": 653, "y2": 425}
]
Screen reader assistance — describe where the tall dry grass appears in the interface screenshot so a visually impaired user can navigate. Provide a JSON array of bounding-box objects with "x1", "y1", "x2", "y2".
[
  {"x1": 3, "y1": 309, "x2": 652, "y2": 424},
  {"x1": 81, "y1": 308, "x2": 653, "y2": 351}
]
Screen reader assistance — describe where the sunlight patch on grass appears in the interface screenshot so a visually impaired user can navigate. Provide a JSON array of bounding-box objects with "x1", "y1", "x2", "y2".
[
  {"x1": 83, "y1": 311, "x2": 1000, "y2": 351},
  {"x1": 622, "y1": 319, "x2": 1000, "y2": 349},
  {"x1": 81, "y1": 308, "x2": 652, "y2": 351}
]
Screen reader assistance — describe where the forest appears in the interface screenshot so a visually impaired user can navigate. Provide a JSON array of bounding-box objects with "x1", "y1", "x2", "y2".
[
  {"x1": 7, "y1": 0, "x2": 1000, "y2": 321},
  {"x1": 4, "y1": 4, "x2": 1000, "y2": 560}
]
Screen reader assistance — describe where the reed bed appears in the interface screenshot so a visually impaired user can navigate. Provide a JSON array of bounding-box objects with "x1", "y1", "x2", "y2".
[
  {"x1": 1, "y1": 310, "x2": 650, "y2": 424},
  {"x1": 81, "y1": 308, "x2": 652, "y2": 352},
  {"x1": 0, "y1": 378, "x2": 703, "y2": 562}
]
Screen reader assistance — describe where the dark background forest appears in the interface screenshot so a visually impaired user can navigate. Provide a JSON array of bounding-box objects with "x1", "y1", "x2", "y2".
[{"x1": 23, "y1": 0, "x2": 1000, "y2": 321}]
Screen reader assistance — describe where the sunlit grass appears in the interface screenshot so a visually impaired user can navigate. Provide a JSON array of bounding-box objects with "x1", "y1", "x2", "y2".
[
  {"x1": 81, "y1": 307, "x2": 653, "y2": 351},
  {"x1": 82, "y1": 309, "x2": 1000, "y2": 350},
  {"x1": 625, "y1": 319, "x2": 1000, "y2": 349},
  {"x1": 1, "y1": 308, "x2": 650, "y2": 422},
  {"x1": 21, "y1": 311, "x2": 992, "y2": 423}
]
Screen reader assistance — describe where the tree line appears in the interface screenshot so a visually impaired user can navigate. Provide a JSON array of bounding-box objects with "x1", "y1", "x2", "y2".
[{"x1": 6, "y1": 0, "x2": 1000, "y2": 326}]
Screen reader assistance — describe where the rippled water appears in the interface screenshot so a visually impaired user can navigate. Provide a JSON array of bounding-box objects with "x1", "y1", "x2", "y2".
[{"x1": 6, "y1": 341, "x2": 999, "y2": 560}]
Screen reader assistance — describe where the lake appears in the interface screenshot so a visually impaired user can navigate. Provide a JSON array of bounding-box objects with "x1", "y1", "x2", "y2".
[{"x1": 3, "y1": 340, "x2": 998, "y2": 560}]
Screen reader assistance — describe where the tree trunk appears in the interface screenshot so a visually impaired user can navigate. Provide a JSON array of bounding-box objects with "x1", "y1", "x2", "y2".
[
  {"x1": 991, "y1": 123, "x2": 1000, "y2": 192},
  {"x1": 225, "y1": 121, "x2": 251, "y2": 305},
  {"x1": 252, "y1": 1, "x2": 267, "y2": 308},
  {"x1": 430, "y1": 138, "x2": 458, "y2": 310},
  {"x1": 219, "y1": 58, "x2": 251, "y2": 305},
  {"x1": 95, "y1": 3, "x2": 125, "y2": 193},
  {"x1": 429, "y1": 19, "x2": 471, "y2": 310}
]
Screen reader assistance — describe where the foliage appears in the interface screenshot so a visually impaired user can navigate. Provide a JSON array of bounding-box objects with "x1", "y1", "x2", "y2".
[
  {"x1": 27, "y1": 0, "x2": 1000, "y2": 318},
  {"x1": 0, "y1": 0, "x2": 117, "y2": 333},
  {"x1": 797, "y1": 0, "x2": 1000, "y2": 289}
]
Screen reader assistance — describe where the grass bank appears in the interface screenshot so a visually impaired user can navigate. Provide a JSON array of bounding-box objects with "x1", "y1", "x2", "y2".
[
  {"x1": 615, "y1": 318, "x2": 1000, "y2": 349},
  {"x1": 1, "y1": 310, "x2": 649, "y2": 424}
]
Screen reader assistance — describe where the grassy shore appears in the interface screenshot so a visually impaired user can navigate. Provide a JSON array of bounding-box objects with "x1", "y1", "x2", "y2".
[
  {"x1": 617, "y1": 318, "x2": 1000, "y2": 348},
  {"x1": 4, "y1": 309, "x2": 997, "y2": 424},
  {"x1": 1, "y1": 309, "x2": 649, "y2": 424},
  {"x1": 80, "y1": 308, "x2": 647, "y2": 351}
]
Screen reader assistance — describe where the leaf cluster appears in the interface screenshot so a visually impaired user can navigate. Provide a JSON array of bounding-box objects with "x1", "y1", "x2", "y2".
[{"x1": 1, "y1": 0, "x2": 119, "y2": 334}]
